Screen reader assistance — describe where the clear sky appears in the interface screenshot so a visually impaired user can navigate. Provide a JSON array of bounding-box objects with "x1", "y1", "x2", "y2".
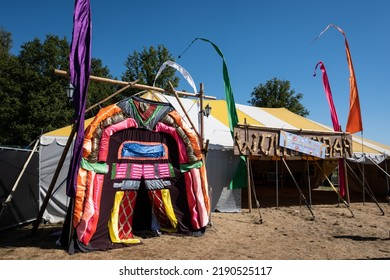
[{"x1": 1, "y1": 0, "x2": 389, "y2": 145}]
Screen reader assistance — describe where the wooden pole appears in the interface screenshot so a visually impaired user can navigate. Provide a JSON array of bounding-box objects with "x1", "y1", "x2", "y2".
[
  {"x1": 244, "y1": 120, "x2": 252, "y2": 212},
  {"x1": 345, "y1": 160, "x2": 384, "y2": 215},
  {"x1": 2, "y1": 139, "x2": 39, "y2": 205},
  {"x1": 85, "y1": 81, "x2": 138, "y2": 114},
  {"x1": 54, "y1": 69, "x2": 216, "y2": 100},
  {"x1": 199, "y1": 83, "x2": 205, "y2": 150},
  {"x1": 343, "y1": 158, "x2": 351, "y2": 204},
  {"x1": 306, "y1": 159, "x2": 312, "y2": 207},
  {"x1": 385, "y1": 155, "x2": 390, "y2": 205},
  {"x1": 276, "y1": 157, "x2": 279, "y2": 209},
  {"x1": 246, "y1": 155, "x2": 252, "y2": 213},
  {"x1": 282, "y1": 158, "x2": 315, "y2": 220},
  {"x1": 235, "y1": 122, "x2": 349, "y2": 137},
  {"x1": 168, "y1": 81, "x2": 201, "y2": 139},
  {"x1": 32, "y1": 123, "x2": 77, "y2": 234}
]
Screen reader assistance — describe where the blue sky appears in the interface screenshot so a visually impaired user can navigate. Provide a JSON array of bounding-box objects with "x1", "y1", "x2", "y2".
[{"x1": 1, "y1": 0, "x2": 389, "y2": 145}]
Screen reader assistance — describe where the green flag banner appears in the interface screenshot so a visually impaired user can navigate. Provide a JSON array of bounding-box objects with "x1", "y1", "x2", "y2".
[{"x1": 190, "y1": 38, "x2": 247, "y2": 189}]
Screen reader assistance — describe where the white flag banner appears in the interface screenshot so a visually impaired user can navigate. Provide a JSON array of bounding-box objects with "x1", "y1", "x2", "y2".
[
  {"x1": 153, "y1": 60, "x2": 197, "y2": 93},
  {"x1": 279, "y1": 130, "x2": 327, "y2": 159}
]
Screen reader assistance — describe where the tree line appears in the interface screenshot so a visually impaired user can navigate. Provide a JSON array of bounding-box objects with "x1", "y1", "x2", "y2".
[{"x1": 0, "y1": 27, "x2": 308, "y2": 148}]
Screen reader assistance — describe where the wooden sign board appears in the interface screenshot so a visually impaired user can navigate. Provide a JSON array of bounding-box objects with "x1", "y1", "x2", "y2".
[{"x1": 233, "y1": 127, "x2": 353, "y2": 159}]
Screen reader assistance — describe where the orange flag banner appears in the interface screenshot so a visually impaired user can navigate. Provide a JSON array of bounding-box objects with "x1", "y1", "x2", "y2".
[{"x1": 315, "y1": 24, "x2": 363, "y2": 134}]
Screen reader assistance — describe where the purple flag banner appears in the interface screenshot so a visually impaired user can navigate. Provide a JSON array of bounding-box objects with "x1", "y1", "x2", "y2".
[{"x1": 67, "y1": 0, "x2": 92, "y2": 197}]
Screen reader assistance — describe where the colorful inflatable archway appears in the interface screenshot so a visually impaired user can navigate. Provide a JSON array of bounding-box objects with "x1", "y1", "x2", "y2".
[{"x1": 69, "y1": 95, "x2": 210, "y2": 252}]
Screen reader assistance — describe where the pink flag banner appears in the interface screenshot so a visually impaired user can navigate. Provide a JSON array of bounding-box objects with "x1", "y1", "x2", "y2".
[
  {"x1": 313, "y1": 61, "x2": 346, "y2": 197},
  {"x1": 314, "y1": 62, "x2": 340, "y2": 131}
]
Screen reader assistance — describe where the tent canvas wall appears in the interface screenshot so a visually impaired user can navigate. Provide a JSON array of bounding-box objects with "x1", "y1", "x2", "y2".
[{"x1": 0, "y1": 147, "x2": 39, "y2": 230}]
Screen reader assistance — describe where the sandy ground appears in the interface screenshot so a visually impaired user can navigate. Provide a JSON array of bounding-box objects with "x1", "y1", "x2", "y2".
[{"x1": 1, "y1": 200, "x2": 390, "y2": 260}]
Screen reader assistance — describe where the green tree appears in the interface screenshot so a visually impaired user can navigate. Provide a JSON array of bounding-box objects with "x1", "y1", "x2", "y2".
[
  {"x1": 15, "y1": 35, "x2": 73, "y2": 145},
  {"x1": 0, "y1": 31, "x2": 115, "y2": 147},
  {"x1": 122, "y1": 45, "x2": 179, "y2": 92},
  {"x1": 0, "y1": 28, "x2": 22, "y2": 145},
  {"x1": 248, "y1": 77, "x2": 309, "y2": 117},
  {"x1": 0, "y1": 27, "x2": 12, "y2": 52}
]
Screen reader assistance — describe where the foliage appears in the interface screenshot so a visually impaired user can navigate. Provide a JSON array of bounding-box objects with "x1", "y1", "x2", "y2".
[
  {"x1": 121, "y1": 45, "x2": 179, "y2": 93},
  {"x1": 0, "y1": 27, "x2": 12, "y2": 52},
  {"x1": 16, "y1": 35, "x2": 73, "y2": 145},
  {"x1": 0, "y1": 30, "x2": 115, "y2": 147},
  {"x1": 0, "y1": 29, "x2": 178, "y2": 147},
  {"x1": 248, "y1": 77, "x2": 309, "y2": 117},
  {"x1": 0, "y1": 34, "x2": 21, "y2": 145}
]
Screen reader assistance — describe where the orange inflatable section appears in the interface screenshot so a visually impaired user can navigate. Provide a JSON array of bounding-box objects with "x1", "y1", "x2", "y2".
[
  {"x1": 82, "y1": 104, "x2": 122, "y2": 158},
  {"x1": 73, "y1": 168, "x2": 88, "y2": 227},
  {"x1": 168, "y1": 111, "x2": 202, "y2": 160}
]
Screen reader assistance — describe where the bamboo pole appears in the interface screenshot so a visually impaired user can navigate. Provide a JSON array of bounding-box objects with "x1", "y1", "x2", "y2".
[
  {"x1": 282, "y1": 158, "x2": 315, "y2": 220},
  {"x1": 244, "y1": 120, "x2": 252, "y2": 212},
  {"x1": 343, "y1": 157, "x2": 351, "y2": 204},
  {"x1": 168, "y1": 81, "x2": 201, "y2": 140},
  {"x1": 306, "y1": 159, "x2": 312, "y2": 207},
  {"x1": 345, "y1": 160, "x2": 384, "y2": 215},
  {"x1": 32, "y1": 123, "x2": 77, "y2": 234},
  {"x1": 385, "y1": 155, "x2": 390, "y2": 205},
  {"x1": 199, "y1": 83, "x2": 205, "y2": 150},
  {"x1": 248, "y1": 158, "x2": 263, "y2": 223},
  {"x1": 235, "y1": 122, "x2": 349, "y2": 136},
  {"x1": 246, "y1": 155, "x2": 252, "y2": 213},
  {"x1": 85, "y1": 81, "x2": 138, "y2": 114},
  {"x1": 275, "y1": 157, "x2": 279, "y2": 209},
  {"x1": 54, "y1": 69, "x2": 216, "y2": 100}
]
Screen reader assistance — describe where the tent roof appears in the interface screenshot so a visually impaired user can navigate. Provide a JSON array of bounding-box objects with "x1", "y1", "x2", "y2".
[{"x1": 40, "y1": 92, "x2": 390, "y2": 157}]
